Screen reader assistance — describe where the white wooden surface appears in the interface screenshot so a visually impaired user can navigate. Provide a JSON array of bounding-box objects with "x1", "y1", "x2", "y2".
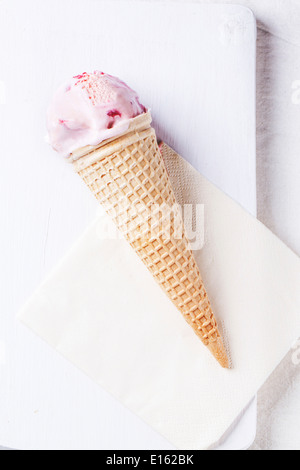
[{"x1": 0, "y1": 0, "x2": 256, "y2": 450}]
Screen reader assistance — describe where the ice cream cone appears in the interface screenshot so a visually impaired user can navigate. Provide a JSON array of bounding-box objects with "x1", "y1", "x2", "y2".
[{"x1": 71, "y1": 112, "x2": 229, "y2": 368}]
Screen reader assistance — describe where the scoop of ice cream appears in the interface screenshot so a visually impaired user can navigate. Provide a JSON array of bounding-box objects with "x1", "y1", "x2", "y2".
[{"x1": 47, "y1": 71, "x2": 147, "y2": 157}]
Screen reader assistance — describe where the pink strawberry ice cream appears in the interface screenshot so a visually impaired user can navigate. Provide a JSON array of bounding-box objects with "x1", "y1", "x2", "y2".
[{"x1": 47, "y1": 71, "x2": 147, "y2": 158}]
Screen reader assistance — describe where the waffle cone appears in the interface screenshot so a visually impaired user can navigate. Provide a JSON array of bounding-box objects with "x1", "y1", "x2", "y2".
[{"x1": 72, "y1": 112, "x2": 229, "y2": 368}]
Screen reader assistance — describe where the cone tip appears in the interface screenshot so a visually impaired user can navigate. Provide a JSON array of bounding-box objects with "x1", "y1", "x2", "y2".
[{"x1": 208, "y1": 337, "x2": 230, "y2": 369}]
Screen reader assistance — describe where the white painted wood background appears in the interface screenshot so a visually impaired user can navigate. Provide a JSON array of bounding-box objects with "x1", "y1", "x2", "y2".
[{"x1": 0, "y1": 0, "x2": 256, "y2": 449}]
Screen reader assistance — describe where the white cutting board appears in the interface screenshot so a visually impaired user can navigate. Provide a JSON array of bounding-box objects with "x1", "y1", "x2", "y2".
[{"x1": 0, "y1": 0, "x2": 256, "y2": 450}]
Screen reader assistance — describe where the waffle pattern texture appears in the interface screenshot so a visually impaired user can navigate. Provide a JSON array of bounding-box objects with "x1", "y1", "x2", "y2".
[{"x1": 73, "y1": 113, "x2": 228, "y2": 368}]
